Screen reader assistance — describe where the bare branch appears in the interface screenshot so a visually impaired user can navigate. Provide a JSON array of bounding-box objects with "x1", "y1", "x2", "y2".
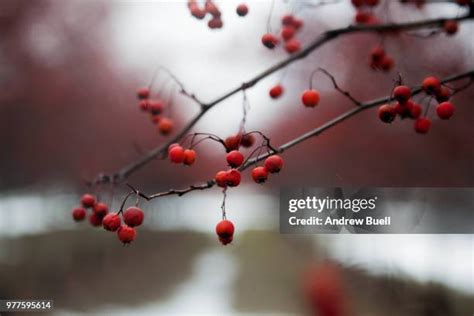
[
  {"x1": 129, "y1": 69, "x2": 474, "y2": 201},
  {"x1": 126, "y1": 181, "x2": 215, "y2": 200},
  {"x1": 94, "y1": 12, "x2": 474, "y2": 185}
]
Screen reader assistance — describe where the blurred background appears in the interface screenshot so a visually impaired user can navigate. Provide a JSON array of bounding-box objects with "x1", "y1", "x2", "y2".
[{"x1": 0, "y1": 0, "x2": 473, "y2": 315}]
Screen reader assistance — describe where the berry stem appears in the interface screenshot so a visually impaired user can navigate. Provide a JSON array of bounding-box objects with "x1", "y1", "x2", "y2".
[
  {"x1": 118, "y1": 191, "x2": 136, "y2": 215},
  {"x1": 266, "y1": 0, "x2": 276, "y2": 34},
  {"x1": 221, "y1": 188, "x2": 227, "y2": 220},
  {"x1": 239, "y1": 90, "x2": 251, "y2": 133},
  {"x1": 424, "y1": 96, "x2": 433, "y2": 117}
]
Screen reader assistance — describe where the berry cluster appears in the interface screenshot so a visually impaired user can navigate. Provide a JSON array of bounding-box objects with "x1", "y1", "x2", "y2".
[
  {"x1": 72, "y1": 194, "x2": 107, "y2": 226},
  {"x1": 187, "y1": 1, "x2": 249, "y2": 29},
  {"x1": 251, "y1": 155, "x2": 284, "y2": 184},
  {"x1": 352, "y1": 0, "x2": 380, "y2": 25},
  {"x1": 261, "y1": 14, "x2": 304, "y2": 54},
  {"x1": 378, "y1": 76, "x2": 456, "y2": 134},
  {"x1": 165, "y1": 131, "x2": 284, "y2": 189},
  {"x1": 72, "y1": 194, "x2": 145, "y2": 244},
  {"x1": 137, "y1": 87, "x2": 174, "y2": 136},
  {"x1": 187, "y1": 0, "x2": 222, "y2": 29},
  {"x1": 215, "y1": 151, "x2": 243, "y2": 187},
  {"x1": 224, "y1": 133, "x2": 255, "y2": 151},
  {"x1": 168, "y1": 144, "x2": 197, "y2": 166},
  {"x1": 369, "y1": 45, "x2": 394, "y2": 72},
  {"x1": 215, "y1": 152, "x2": 284, "y2": 187}
]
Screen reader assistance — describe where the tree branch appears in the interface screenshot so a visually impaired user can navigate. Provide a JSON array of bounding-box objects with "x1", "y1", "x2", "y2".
[
  {"x1": 95, "y1": 11, "x2": 473, "y2": 184},
  {"x1": 128, "y1": 69, "x2": 474, "y2": 201}
]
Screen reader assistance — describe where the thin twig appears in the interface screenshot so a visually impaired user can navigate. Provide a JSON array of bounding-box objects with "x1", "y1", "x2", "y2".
[
  {"x1": 126, "y1": 181, "x2": 215, "y2": 200},
  {"x1": 318, "y1": 67, "x2": 362, "y2": 106}
]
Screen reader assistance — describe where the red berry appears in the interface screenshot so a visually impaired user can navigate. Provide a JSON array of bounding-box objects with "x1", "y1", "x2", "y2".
[
  {"x1": 93, "y1": 202, "x2": 109, "y2": 217},
  {"x1": 414, "y1": 118, "x2": 432, "y2": 134},
  {"x1": 89, "y1": 213, "x2": 103, "y2": 227},
  {"x1": 291, "y1": 18, "x2": 304, "y2": 30},
  {"x1": 370, "y1": 46, "x2": 385, "y2": 64},
  {"x1": 436, "y1": 102, "x2": 455, "y2": 119},
  {"x1": 377, "y1": 104, "x2": 396, "y2": 123},
  {"x1": 72, "y1": 207, "x2": 86, "y2": 221},
  {"x1": 168, "y1": 145, "x2": 185, "y2": 163},
  {"x1": 226, "y1": 169, "x2": 241, "y2": 187},
  {"x1": 224, "y1": 134, "x2": 241, "y2": 152},
  {"x1": 168, "y1": 143, "x2": 180, "y2": 152},
  {"x1": 264, "y1": 155, "x2": 284, "y2": 173},
  {"x1": 355, "y1": 11, "x2": 372, "y2": 24},
  {"x1": 393, "y1": 86, "x2": 412, "y2": 104},
  {"x1": 117, "y1": 225, "x2": 136, "y2": 244},
  {"x1": 435, "y1": 86, "x2": 451, "y2": 103},
  {"x1": 304, "y1": 262, "x2": 346, "y2": 316},
  {"x1": 81, "y1": 194, "x2": 96, "y2": 208},
  {"x1": 281, "y1": 26, "x2": 296, "y2": 41},
  {"x1": 422, "y1": 76, "x2": 441, "y2": 95},
  {"x1": 149, "y1": 100, "x2": 164, "y2": 115},
  {"x1": 269, "y1": 85, "x2": 284, "y2": 99},
  {"x1": 284, "y1": 38, "x2": 301, "y2": 54},
  {"x1": 236, "y1": 3, "x2": 248, "y2": 16},
  {"x1": 380, "y1": 55, "x2": 394, "y2": 72},
  {"x1": 301, "y1": 89, "x2": 320, "y2": 107},
  {"x1": 139, "y1": 100, "x2": 149, "y2": 111},
  {"x1": 252, "y1": 166, "x2": 269, "y2": 183},
  {"x1": 183, "y1": 149, "x2": 197, "y2": 166},
  {"x1": 281, "y1": 14, "x2": 295, "y2": 26},
  {"x1": 215, "y1": 171, "x2": 228, "y2": 188},
  {"x1": 261, "y1": 33, "x2": 279, "y2": 49},
  {"x1": 216, "y1": 219, "x2": 234, "y2": 240},
  {"x1": 394, "y1": 102, "x2": 411, "y2": 119},
  {"x1": 123, "y1": 206, "x2": 144, "y2": 227},
  {"x1": 103, "y1": 213, "x2": 121, "y2": 232},
  {"x1": 226, "y1": 150, "x2": 245, "y2": 168},
  {"x1": 205, "y1": 1, "x2": 220, "y2": 17},
  {"x1": 241, "y1": 134, "x2": 255, "y2": 148},
  {"x1": 444, "y1": 20, "x2": 459, "y2": 35},
  {"x1": 158, "y1": 118, "x2": 173, "y2": 135},
  {"x1": 190, "y1": 7, "x2": 206, "y2": 19},
  {"x1": 137, "y1": 87, "x2": 150, "y2": 100},
  {"x1": 407, "y1": 101, "x2": 422, "y2": 119},
  {"x1": 208, "y1": 17, "x2": 223, "y2": 29}
]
